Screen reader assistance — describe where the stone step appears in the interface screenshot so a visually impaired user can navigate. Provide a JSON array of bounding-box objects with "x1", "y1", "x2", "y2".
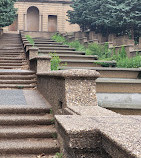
[
  {"x1": 0, "y1": 60, "x2": 23, "y2": 63},
  {"x1": 0, "y1": 84, "x2": 36, "y2": 89},
  {"x1": 0, "y1": 57, "x2": 23, "y2": 60},
  {"x1": 0, "y1": 70, "x2": 35, "y2": 75},
  {"x1": 0, "y1": 80, "x2": 36, "y2": 84},
  {"x1": 0, "y1": 75, "x2": 36, "y2": 80},
  {"x1": 39, "y1": 50, "x2": 85, "y2": 55},
  {"x1": 0, "y1": 138, "x2": 59, "y2": 154},
  {"x1": 0, "y1": 114, "x2": 53, "y2": 125},
  {"x1": 0, "y1": 44, "x2": 23, "y2": 47},
  {"x1": 0, "y1": 125, "x2": 56, "y2": 139},
  {"x1": 0, "y1": 154, "x2": 57, "y2": 158},
  {"x1": 60, "y1": 59, "x2": 115, "y2": 67},
  {"x1": 55, "y1": 54, "x2": 98, "y2": 60},
  {"x1": 96, "y1": 78, "x2": 141, "y2": 93},
  {"x1": 0, "y1": 47, "x2": 22, "y2": 50},
  {"x1": 59, "y1": 67, "x2": 141, "y2": 79},
  {"x1": 35, "y1": 41, "x2": 63, "y2": 45},
  {"x1": 0, "y1": 50, "x2": 24, "y2": 53},
  {"x1": 35, "y1": 44, "x2": 69, "y2": 48},
  {"x1": 39, "y1": 47, "x2": 75, "y2": 51},
  {"x1": 0, "y1": 106, "x2": 50, "y2": 114},
  {"x1": 33, "y1": 39, "x2": 55, "y2": 42},
  {"x1": 0, "y1": 63, "x2": 23, "y2": 66},
  {"x1": 0, "y1": 66, "x2": 23, "y2": 69}
]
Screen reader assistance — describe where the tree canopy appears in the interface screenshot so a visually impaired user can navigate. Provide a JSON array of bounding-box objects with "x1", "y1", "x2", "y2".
[
  {"x1": 0, "y1": 0, "x2": 17, "y2": 28},
  {"x1": 67, "y1": 0, "x2": 141, "y2": 38}
]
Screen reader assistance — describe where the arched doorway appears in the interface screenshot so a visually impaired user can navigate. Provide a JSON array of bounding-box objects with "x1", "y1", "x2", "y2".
[{"x1": 27, "y1": 6, "x2": 39, "y2": 31}]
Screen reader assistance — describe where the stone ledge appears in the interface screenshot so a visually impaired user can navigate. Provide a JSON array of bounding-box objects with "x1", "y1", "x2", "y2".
[
  {"x1": 37, "y1": 69, "x2": 100, "y2": 79},
  {"x1": 55, "y1": 114, "x2": 141, "y2": 158}
]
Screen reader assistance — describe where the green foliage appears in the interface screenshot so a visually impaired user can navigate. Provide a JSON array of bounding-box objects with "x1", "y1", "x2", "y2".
[
  {"x1": 67, "y1": 0, "x2": 141, "y2": 38},
  {"x1": 68, "y1": 40, "x2": 85, "y2": 51},
  {"x1": 51, "y1": 33, "x2": 67, "y2": 44},
  {"x1": 25, "y1": 35, "x2": 35, "y2": 47},
  {"x1": 0, "y1": 0, "x2": 17, "y2": 28},
  {"x1": 86, "y1": 43, "x2": 112, "y2": 59},
  {"x1": 49, "y1": 53, "x2": 61, "y2": 71},
  {"x1": 52, "y1": 33, "x2": 85, "y2": 51},
  {"x1": 55, "y1": 152, "x2": 63, "y2": 158}
]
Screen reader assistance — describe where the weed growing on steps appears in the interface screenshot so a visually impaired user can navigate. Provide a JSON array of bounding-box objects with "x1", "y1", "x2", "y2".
[
  {"x1": 49, "y1": 53, "x2": 61, "y2": 71},
  {"x1": 55, "y1": 152, "x2": 63, "y2": 158},
  {"x1": 25, "y1": 35, "x2": 35, "y2": 47}
]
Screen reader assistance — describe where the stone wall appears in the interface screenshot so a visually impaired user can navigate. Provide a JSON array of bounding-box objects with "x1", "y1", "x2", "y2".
[{"x1": 0, "y1": 29, "x2": 3, "y2": 37}]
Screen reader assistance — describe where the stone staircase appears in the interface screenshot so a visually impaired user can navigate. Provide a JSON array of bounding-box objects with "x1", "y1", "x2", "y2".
[
  {"x1": 0, "y1": 33, "x2": 36, "y2": 89},
  {"x1": 31, "y1": 37, "x2": 115, "y2": 68},
  {"x1": 0, "y1": 33, "x2": 60, "y2": 157},
  {"x1": 0, "y1": 90, "x2": 59, "y2": 158}
]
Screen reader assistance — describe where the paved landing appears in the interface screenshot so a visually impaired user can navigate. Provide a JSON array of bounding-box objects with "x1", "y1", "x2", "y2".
[{"x1": 0, "y1": 90, "x2": 50, "y2": 108}]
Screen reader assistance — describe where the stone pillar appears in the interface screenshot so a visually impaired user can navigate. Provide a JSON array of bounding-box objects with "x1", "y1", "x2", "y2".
[
  {"x1": 139, "y1": 37, "x2": 141, "y2": 48},
  {"x1": 24, "y1": 14, "x2": 27, "y2": 31},
  {"x1": 30, "y1": 56, "x2": 51, "y2": 73},
  {"x1": 37, "y1": 69, "x2": 100, "y2": 114},
  {"x1": 39, "y1": 14, "x2": 42, "y2": 31},
  {"x1": 28, "y1": 47, "x2": 38, "y2": 60}
]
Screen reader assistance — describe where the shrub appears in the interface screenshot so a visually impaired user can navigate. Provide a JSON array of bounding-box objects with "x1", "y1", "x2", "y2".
[
  {"x1": 49, "y1": 53, "x2": 61, "y2": 71},
  {"x1": 51, "y1": 33, "x2": 67, "y2": 44},
  {"x1": 25, "y1": 35, "x2": 35, "y2": 47},
  {"x1": 69, "y1": 40, "x2": 85, "y2": 51}
]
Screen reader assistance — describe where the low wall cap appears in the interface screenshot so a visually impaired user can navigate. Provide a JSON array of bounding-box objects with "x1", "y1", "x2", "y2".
[{"x1": 38, "y1": 69, "x2": 100, "y2": 78}]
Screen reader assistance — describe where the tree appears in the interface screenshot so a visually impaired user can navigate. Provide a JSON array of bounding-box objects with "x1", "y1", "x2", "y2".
[
  {"x1": 0, "y1": 0, "x2": 17, "y2": 28},
  {"x1": 67, "y1": 0, "x2": 141, "y2": 38}
]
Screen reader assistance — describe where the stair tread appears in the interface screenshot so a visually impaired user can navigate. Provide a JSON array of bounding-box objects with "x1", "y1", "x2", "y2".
[
  {"x1": 96, "y1": 78, "x2": 141, "y2": 83},
  {"x1": 0, "y1": 154, "x2": 56, "y2": 158},
  {"x1": 0, "y1": 138, "x2": 59, "y2": 150}
]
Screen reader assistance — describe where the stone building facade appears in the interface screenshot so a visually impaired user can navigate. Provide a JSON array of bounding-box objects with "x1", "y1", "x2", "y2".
[{"x1": 4, "y1": 0, "x2": 80, "y2": 33}]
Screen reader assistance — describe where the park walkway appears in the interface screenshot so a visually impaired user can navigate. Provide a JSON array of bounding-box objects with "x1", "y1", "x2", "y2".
[{"x1": 0, "y1": 33, "x2": 59, "y2": 157}]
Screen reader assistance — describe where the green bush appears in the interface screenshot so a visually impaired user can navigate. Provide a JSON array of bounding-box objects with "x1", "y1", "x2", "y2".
[
  {"x1": 69, "y1": 40, "x2": 85, "y2": 51},
  {"x1": 51, "y1": 33, "x2": 67, "y2": 44},
  {"x1": 25, "y1": 35, "x2": 35, "y2": 47},
  {"x1": 49, "y1": 53, "x2": 61, "y2": 71}
]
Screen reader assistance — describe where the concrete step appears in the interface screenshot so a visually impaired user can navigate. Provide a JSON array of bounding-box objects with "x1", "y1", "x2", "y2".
[
  {"x1": 39, "y1": 47, "x2": 76, "y2": 51},
  {"x1": 35, "y1": 41, "x2": 63, "y2": 45},
  {"x1": 0, "y1": 138, "x2": 59, "y2": 154},
  {"x1": 0, "y1": 75, "x2": 36, "y2": 80},
  {"x1": 0, "y1": 106, "x2": 50, "y2": 114},
  {"x1": 96, "y1": 78, "x2": 141, "y2": 93},
  {"x1": 59, "y1": 67, "x2": 141, "y2": 79},
  {"x1": 39, "y1": 50, "x2": 85, "y2": 55},
  {"x1": 60, "y1": 59, "x2": 114, "y2": 67},
  {"x1": 0, "y1": 125, "x2": 56, "y2": 139},
  {"x1": 0, "y1": 66, "x2": 23, "y2": 69},
  {"x1": 0, "y1": 63, "x2": 23, "y2": 66},
  {"x1": 0, "y1": 80, "x2": 36, "y2": 84},
  {"x1": 0, "y1": 114, "x2": 53, "y2": 125},
  {"x1": 54, "y1": 54, "x2": 98, "y2": 60},
  {"x1": 35, "y1": 44, "x2": 69, "y2": 48},
  {"x1": 0, "y1": 70, "x2": 35, "y2": 75},
  {"x1": 0, "y1": 60, "x2": 23, "y2": 63},
  {"x1": 0, "y1": 84, "x2": 36, "y2": 88},
  {"x1": 0, "y1": 154, "x2": 57, "y2": 158}
]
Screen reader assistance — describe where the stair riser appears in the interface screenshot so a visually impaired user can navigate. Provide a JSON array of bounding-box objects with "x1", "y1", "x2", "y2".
[
  {"x1": 39, "y1": 47, "x2": 75, "y2": 51},
  {"x1": 0, "y1": 81, "x2": 36, "y2": 84},
  {"x1": 0, "y1": 85, "x2": 36, "y2": 89},
  {"x1": 60, "y1": 62, "x2": 100, "y2": 67},
  {"x1": 96, "y1": 83, "x2": 141, "y2": 93},
  {"x1": 35, "y1": 44, "x2": 69, "y2": 48},
  {"x1": 39, "y1": 52, "x2": 84, "y2": 55},
  {"x1": 59, "y1": 56, "x2": 97, "y2": 60},
  {"x1": 0, "y1": 132, "x2": 57, "y2": 139},
  {"x1": 35, "y1": 42, "x2": 62, "y2": 45},
  {"x1": 0, "y1": 76, "x2": 36, "y2": 80},
  {"x1": 0, "y1": 64, "x2": 23, "y2": 66},
  {"x1": 0, "y1": 61, "x2": 23, "y2": 63},
  {"x1": 0, "y1": 147, "x2": 59, "y2": 155},
  {"x1": 97, "y1": 70, "x2": 139, "y2": 79},
  {"x1": 0, "y1": 120, "x2": 53, "y2": 126}
]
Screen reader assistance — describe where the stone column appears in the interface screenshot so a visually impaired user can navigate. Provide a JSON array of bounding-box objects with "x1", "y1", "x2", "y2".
[{"x1": 24, "y1": 14, "x2": 27, "y2": 31}]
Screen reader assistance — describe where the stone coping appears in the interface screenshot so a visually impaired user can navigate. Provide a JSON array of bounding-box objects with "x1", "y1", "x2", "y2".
[
  {"x1": 55, "y1": 115, "x2": 141, "y2": 158},
  {"x1": 110, "y1": 44, "x2": 134, "y2": 48},
  {"x1": 28, "y1": 47, "x2": 38, "y2": 50},
  {"x1": 96, "y1": 78, "x2": 141, "y2": 84},
  {"x1": 37, "y1": 69, "x2": 100, "y2": 79},
  {"x1": 67, "y1": 105, "x2": 119, "y2": 116},
  {"x1": 30, "y1": 56, "x2": 51, "y2": 61}
]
